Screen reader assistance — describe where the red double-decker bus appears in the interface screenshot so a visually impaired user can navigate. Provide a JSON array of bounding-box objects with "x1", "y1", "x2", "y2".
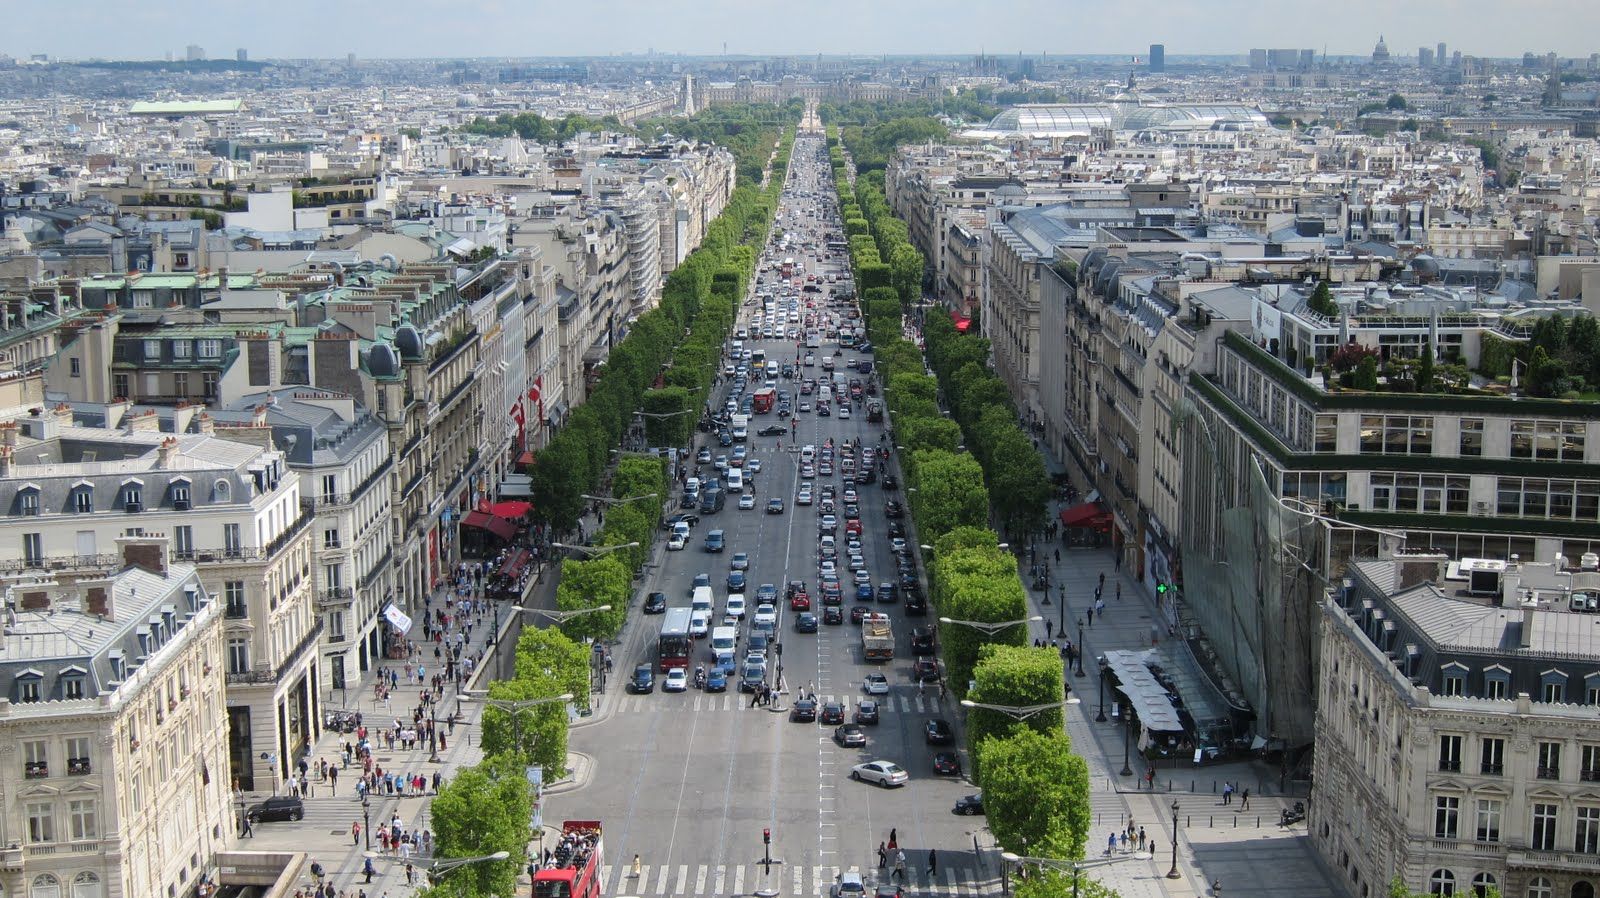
[
  {"x1": 533, "y1": 820, "x2": 604, "y2": 898},
  {"x1": 752, "y1": 387, "x2": 777, "y2": 414}
]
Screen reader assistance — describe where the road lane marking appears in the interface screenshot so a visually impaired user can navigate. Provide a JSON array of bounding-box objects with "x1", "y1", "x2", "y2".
[
  {"x1": 652, "y1": 864, "x2": 668, "y2": 895},
  {"x1": 733, "y1": 865, "x2": 744, "y2": 895},
  {"x1": 712, "y1": 864, "x2": 725, "y2": 895},
  {"x1": 675, "y1": 864, "x2": 688, "y2": 895}
]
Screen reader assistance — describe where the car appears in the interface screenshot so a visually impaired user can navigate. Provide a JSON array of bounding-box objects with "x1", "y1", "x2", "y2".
[
  {"x1": 790, "y1": 698, "x2": 818, "y2": 723},
  {"x1": 849, "y1": 604, "x2": 873, "y2": 625},
  {"x1": 910, "y1": 626, "x2": 936, "y2": 654},
  {"x1": 704, "y1": 530, "x2": 726, "y2": 552},
  {"x1": 834, "y1": 724, "x2": 867, "y2": 747},
  {"x1": 820, "y1": 701, "x2": 846, "y2": 725},
  {"x1": 663, "y1": 668, "x2": 689, "y2": 693},
  {"x1": 756, "y1": 583, "x2": 779, "y2": 605},
  {"x1": 629, "y1": 664, "x2": 655, "y2": 694},
  {"x1": 668, "y1": 532, "x2": 688, "y2": 551},
  {"x1": 904, "y1": 593, "x2": 929, "y2": 616},
  {"x1": 852, "y1": 570, "x2": 871, "y2": 587},
  {"x1": 823, "y1": 605, "x2": 845, "y2": 625},
  {"x1": 725, "y1": 594, "x2": 747, "y2": 619},
  {"x1": 818, "y1": 559, "x2": 837, "y2": 578},
  {"x1": 914, "y1": 659, "x2": 941, "y2": 683},
  {"x1": 818, "y1": 461, "x2": 833, "y2": 476},
  {"x1": 832, "y1": 869, "x2": 867, "y2": 898},
  {"x1": 817, "y1": 403, "x2": 830, "y2": 417},
  {"x1": 731, "y1": 552, "x2": 751, "y2": 571},
  {"x1": 882, "y1": 474, "x2": 899, "y2": 491},
  {"x1": 644, "y1": 592, "x2": 668, "y2": 614},
  {"x1": 862, "y1": 673, "x2": 890, "y2": 694},
  {"x1": 795, "y1": 612, "x2": 819, "y2": 633},
  {"x1": 800, "y1": 463, "x2": 816, "y2": 478},
  {"x1": 757, "y1": 424, "x2": 787, "y2": 437},
  {"x1": 850, "y1": 760, "x2": 909, "y2": 787},
  {"x1": 854, "y1": 583, "x2": 875, "y2": 603},
  {"x1": 706, "y1": 667, "x2": 728, "y2": 692},
  {"x1": 715, "y1": 453, "x2": 730, "y2": 469},
  {"x1": 925, "y1": 719, "x2": 955, "y2": 745},
  {"x1": 689, "y1": 612, "x2": 711, "y2": 638},
  {"x1": 247, "y1": 795, "x2": 305, "y2": 822},
  {"x1": 953, "y1": 793, "x2": 986, "y2": 816},
  {"x1": 884, "y1": 500, "x2": 904, "y2": 518},
  {"x1": 838, "y1": 405, "x2": 851, "y2": 420},
  {"x1": 932, "y1": 751, "x2": 963, "y2": 776},
  {"x1": 818, "y1": 515, "x2": 838, "y2": 534},
  {"x1": 697, "y1": 447, "x2": 713, "y2": 464},
  {"x1": 689, "y1": 573, "x2": 710, "y2": 594},
  {"x1": 796, "y1": 487, "x2": 814, "y2": 505},
  {"x1": 874, "y1": 887, "x2": 904, "y2": 898},
  {"x1": 847, "y1": 553, "x2": 867, "y2": 572},
  {"x1": 738, "y1": 493, "x2": 757, "y2": 510},
  {"x1": 790, "y1": 589, "x2": 812, "y2": 611},
  {"x1": 727, "y1": 570, "x2": 747, "y2": 591},
  {"x1": 663, "y1": 512, "x2": 700, "y2": 530},
  {"x1": 854, "y1": 699, "x2": 880, "y2": 725},
  {"x1": 767, "y1": 498, "x2": 786, "y2": 514},
  {"x1": 749, "y1": 458, "x2": 762, "y2": 473}
]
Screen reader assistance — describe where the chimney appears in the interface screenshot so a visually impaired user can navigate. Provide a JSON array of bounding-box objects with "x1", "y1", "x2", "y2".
[
  {"x1": 172, "y1": 401, "x2": 197, "y2": 435},
  {"x1": 118, "y1": 534, "x2": 168, "y2": 577},
  {"x1": 82, "y1": 580, "x2": 113, "y2": 619},
  {"x1": 252, "y1": 404, "x2": 269, "y2": 428},
  {"x1": 52, "y1": 402, "x2": 76, "y2": 430},
  {"x1": 0, "y1": 445, "x2": 14, "y2": 479},
  {"x1": 217, "y1": 266, "x2": 230, "y2": 298},
  {"x1": 1519, "y1": 599, "x2": 1538, "y2": 649},
  {"x1": 195, "y1": 411, "x2": 215, "y2": 435},
  {"x1": 156, "y1": 436, "x2": 180, "y2": 469},
  {"x1": 127, "y1": 409, "x2": 161, "y2": 432},
  {"x1": 104, "y1": 398, "x2": 131, "y2": 428},
  {"x1": 0, "y1": 421, "x2": 19, "y2": 448}
]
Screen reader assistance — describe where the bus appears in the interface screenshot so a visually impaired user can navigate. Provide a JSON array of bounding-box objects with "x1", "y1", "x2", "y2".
[
  {"x1": 658, "y1": 607, "x2": 694, "y2": 672},
  {"x1": 752, "y1": 387, "x2": 777, "y2": 414},
  {"x1": 781, "y1": 257, "x2": 795, "y2": 278}
]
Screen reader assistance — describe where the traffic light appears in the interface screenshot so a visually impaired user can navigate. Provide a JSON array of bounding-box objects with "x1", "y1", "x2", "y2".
[{"x1": 763, "y1": 828, "x2": 771, "y2": 845}]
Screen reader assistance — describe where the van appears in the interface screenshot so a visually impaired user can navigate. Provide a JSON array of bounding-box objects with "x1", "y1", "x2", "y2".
[
  {"x1": 726, "y1": 468, "x2": 744, "y2": 494},
  {"x1": 699, "y1": 487, "x2": 725, "y2": 514},
  {"x1": 691, "y1": 586, "x2": 715, "y2": 619},
  {"x1": 710, "y1": 626, "x2": 739, "y2": 666}
]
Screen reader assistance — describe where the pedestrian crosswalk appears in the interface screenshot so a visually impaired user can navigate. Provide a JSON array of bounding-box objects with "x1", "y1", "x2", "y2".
[
  {"x1": 597, "y1": 862, "x2": 993, "y2": 897},
  {"x1": 611, "y1": 692, "x2": 944, "y2": 715}
]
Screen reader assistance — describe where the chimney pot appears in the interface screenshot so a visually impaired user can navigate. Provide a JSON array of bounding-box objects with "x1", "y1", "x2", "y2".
[{"x1": 1519, "y1": 599, "x2": 1537, "y2": 649}]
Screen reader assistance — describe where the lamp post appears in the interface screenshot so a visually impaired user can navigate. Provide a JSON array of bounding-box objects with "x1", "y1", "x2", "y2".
[
  {"x1": 360, "y1": 792, "x2": 372, "y2": 850},
  {"x1": 550, "y1": 541, "x2": 639, "y2": 557},
  {"x1": 939, "y1": 615, "x2": 1043, "y2": 637},
  {"x1": 1057, "y1": 585, "x2": 1065, "y2": 634},
  {"x1": 1167, "y1": 800, "x2": 1182, "y2": 879},
  {"x1": 1096, "y1": 670, "x2": 1108, "y2": 722},
  {"x1": 478, "y1": 693, "x2": 576, "y2": 766},
  {"x1": 960, "y1": 698, "x2": 1070, "y2": 720},
  {"x1": 580, "y1": 492, "x2": 660, "y2": 507},
  {"x1": 1119, "y1": 700, "x2": 1134, "y2": 776},
  {"x1": 1001, "y1": 851, "x2": 1153, "y2": 898},
  {"x1": 1075, "y1": 617, "x2": 1086, "y2": 677}
]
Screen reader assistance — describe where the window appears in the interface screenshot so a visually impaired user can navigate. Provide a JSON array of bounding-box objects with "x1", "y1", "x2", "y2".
[
  {"x1": 66, "y1": 737, "x2": 90, "y2": 775},
  {"x1": 69, "y1": 356, "x2": 81, "y2": 377},
  {"x1": 1442, "y1": 668, "x2": 1466, "y2": 697},
  {"x1": 1315, "y1": 414, "x2": 1338, "y2": 453},
  {"x1": 1577, "y1": 806, "x2": 1600, "y2": 854},
  {"x1": 226, "y1": 637, "x2": 249, "y2": 674},
  {"x1": 113, "y1": 373, "x2": 129, "y2": 399},
  {"x1": 173, "y1": 372, "x2": 189, "y2": 396},
  {"x1": 1511, "y1": 419, "x2": 1586, "y2": 462},
  {"x1": 68, "y1": 799, "x2": 97, "y2": 841},
  {"x1": 23, "y1": 532, "x2": 42, "y2": 564},
  {"x1": 1434, "y1": 795, "x2": 1460, "y2": 839},
  {"x1": 1370, "y1": 473, "x2": 1470, "y2": 514},
  {"x1": 328, "y1": 610, "x2": 345, "y2": 641},
  {"x1": 20, "y1": 489, "x2": 39, "y2": 516},
  {"x1": 1484, "y1": 670, "x2": 1510, "y2": 700},
  {"x1": 1470, "y1": 873, "x2": 1496, "y2": 898},
  {"x1": 224, "y1": 581, "x2": 246, "y2": 618},
  {"x1": 1475, "y1": 799, "x2": 1502, "y2": 842},
  {"x1": 26, "y1": 802, "x2": 54, "y2": 843},
  {"x1": 174, "y1": 525, "x2": 193, "y2": 558},
  {"x1": 1584, "y1": 745, "x2": 1600, "y2": 782},
  {"x1": 1544, "y1": 679, "x2": 1567, "y2": 704},
  {"x1": 223, "y1": 523, "x2": 241, "y2": 555},
  {"x1": 19, "y1": 675, "x2": 41, "y2": 703},
  {"x1": 321, "y1": 474, "x2": 338, "y2": 501},
  {"x1": 198, "y1": 339, "x2": 222, "y2": 359},
  {"x1": 24, "y1": 740, "x2": 48, "y2": 778},
  {"x1": 324, "y1": 529, "x2": 341, "y2": 550},
  {"x1": 202, "y1": 371, "x2": 219, "y2": 398},
  {"x1": 1532, "y1": 803, "x2": 1558, "y2": 850},
  {"x1": 1481, "y1": 737, "x2": 1505, "y2": 775},
  {"x1": 73, "y1": 488, "x2": 93, "y2": 513},
  {"x1": 1539, "y1": 742, "x2": 1562, "y2": 779},
  {"x1": 1527, "y1": 876, "x2": 1553, "y2": 898},
  {"x1": 123, "y1": 485, "x2": 142, "y2": 512},
  {"x1": 143, "y1": 339, "x2": 162, "y2": 359},
  {"x1": 171, "y1": 340, "x2": 190, "y2": 360},
  {"x1": 63, "y1": 674, "x2": 84, "y2": 700},
  {"x1": 1429, "y1": 868, "x2": 1456, "y2": 896},
  {"x1": 1361, "y1": 415, "x2": 1435, "y2": 455},
  {"x1": 1439, "y1": 734, "x2": 1463, "y2": 772},
  {"x1": 1459, "y1": 418, "x2": 1483, "y2": 456}
]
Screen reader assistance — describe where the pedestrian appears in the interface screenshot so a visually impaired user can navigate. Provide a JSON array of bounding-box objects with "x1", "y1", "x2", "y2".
[
  {"x1": 1240, "y1": 788, "x2": 1250, "y2": 810},
  {"x1": 1086, "y1": 607, "x2": 1093, "y2": 626},
  {"x1": 888, "y1": 828, "x2": 897, "y2": 850},
  {"x1": 1045, "y1": 620, "x2": 1053, "y2": 640},
  {"x1": 404, "y1": 863, "x2": 415, "y2": 885},
  {"x1": 1116, "y1": 584, "x2": 1122, "y2": 601},
  {"x1": 1138, "y1": 826, "x2": 1147, "y2": 850},
  {"x1": 750, "y1": 688, "x2": 760, "y2": 709},
  {"x1": 1106, "y1": 833, "x2": 1116, "y2": 856},
  {"x1": 893, "y1": 852, "x2": 906, "y2": 882},
  {"x1": 877, "y1": 843, "x2": 887, "y2": 868},
  {"x1": 363, "y1": 858, "x2": 375, "y2": 883},
  {"x1": 1213, "y1": 879, "x2": 1223, "y2": 895},
  {"x1": 1054, "y1": 548, "x2": 1060, "y2": 564},
  {"x1": 352, "y1": 821, "x2": 362, "y2": 846},
  {"x1": 928, "y1": 849, "x2": 937, "y2": 876}
]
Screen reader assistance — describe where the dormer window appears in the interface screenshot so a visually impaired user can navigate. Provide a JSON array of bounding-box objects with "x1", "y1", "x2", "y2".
[
  {"x1": 170, "y1": 479, "x2": 191, "y2": 511},
  {"x1": 212, "y1": 478, "x2": 230, "y2": 502},
  {"x1": 17, "y1": 669, "x2": 43, "y2": 703},
  {"x1": 73, "y1": 485, "x2": 93, "y2": 513},
  {"x1": 1484, "y1": 666, "x2": 1511, "y2": 700},
  {"x1": 1540, "y1": 670, "x2": 1568, "y2": 704},
  {"x1": 122, "y1": 480, "x2": 143, "y2": 514},
  {"x1": 18, "y1": 485, "x2": 40, "y2": 516},
  {"x1": 62, "y1": 668, "x2": 86, "y2": 701}
]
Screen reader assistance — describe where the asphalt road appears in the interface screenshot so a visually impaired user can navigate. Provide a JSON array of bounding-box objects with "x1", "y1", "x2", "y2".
[{"x1": 546, "y1": 133, "x2": 997, "y2": 898}]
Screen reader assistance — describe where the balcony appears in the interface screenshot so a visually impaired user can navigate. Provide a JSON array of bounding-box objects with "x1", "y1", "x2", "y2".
[
  {"x1": 1582, "y1": 769, "x2": 1600, "y2": 782},
  {"x1": 224, "y1": 603, "x2": 248, "y2": 620},
  {"x1": 1439, "y1": 760, "x2": 1463, "y2": 773},
  {"x1": 357, "y1": 549, "x2": 393, "y2": 591},
  {"x1": 226, "y1": 620, "x2": 324, "y2": 686},
  {"x1": 24, "y1": 761, "x2": 48, "y2": 779},
  {"x1": 263, "y1": 499, "x2": 315, "y2": 558},
  {"x1": 0, "y1": 553, "x2": 122, "y2": 575},
  {"x1": 318, "y1": 587, "x2": 353, "y2": 609},
  {"x1": 67, "y1": 757, "x2": 91, "y2": 776}
]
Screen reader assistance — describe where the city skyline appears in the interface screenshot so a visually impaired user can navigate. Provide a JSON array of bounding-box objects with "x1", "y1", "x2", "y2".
[{"x1": 10, "y1": 0, "x2": 1600, "y2": 61}]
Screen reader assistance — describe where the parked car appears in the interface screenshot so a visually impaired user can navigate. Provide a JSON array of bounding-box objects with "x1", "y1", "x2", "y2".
[
  {"x1": 248, "y1": 796, "x2": 305, "y2": 822},
  {"x1": 925, "y1": 719, "x2": 954, "y2": 745},
  {"x1": 850, "y1": 760, "x2": 909, "y2": 787},
  {"x1": 953, "y1": 793, "x2": 986, "y2": 816}
]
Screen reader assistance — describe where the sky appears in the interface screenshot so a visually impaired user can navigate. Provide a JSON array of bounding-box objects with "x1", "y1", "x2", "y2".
[{"x1": 11, "y1": 0, "x2": 1600, "y2": 61}]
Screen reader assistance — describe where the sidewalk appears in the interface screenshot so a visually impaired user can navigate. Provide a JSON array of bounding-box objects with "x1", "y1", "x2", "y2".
[
  {"x1": 239, "y1": 579, "x2": 505, "y2": 897},
  {"x1": 1011, "y1": 440, "x2": 1340, "y2": 898}
]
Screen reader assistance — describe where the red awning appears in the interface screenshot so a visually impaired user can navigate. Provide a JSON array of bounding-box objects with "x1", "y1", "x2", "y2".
[
  {"x1": 950, "y1": 310, "x2": 973, "y2": 333},
  {"x1": 461, "y1": 510, "x2": 516, "y2": 541},
  {"x1": 1059, "y1": 502, "x2": 1112, "y2": 529},
  {"x1": 499, "y1": 549, "x2": 531, "y2": 579},
  {"x1": 516, "y1": 451, "x2": 535, "y2": 467},
  {"x1": 488, "y1": 500, "x2": 533, "y2": 520}
]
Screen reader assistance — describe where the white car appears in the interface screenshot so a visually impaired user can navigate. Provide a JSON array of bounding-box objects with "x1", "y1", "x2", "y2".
[
  {"x1": 739, "y1": 493, "x2": 757, "y2": 510},
  {"x1": 797, "y1": 487, "x2": 814, "y2": 505},
  {"x1": 663, "y1": 668, "x2": 689, "y2": 692},
  {"x1": 748, "y1": 458, "x2": 762, "y2": 473},
  {"x1": 689, "y1": 611, "x2": 710, "y2": 638},
  {"x1": 668, "y1": 533, "x2": 687, "y2": 551},
  {"x1": 862, "y1": 673, "x2": 890, "y2": 695},
  {"x1": 850, "y1": 760, "x2": 909, "y2": 787},
  {"x1": 838, "y1": 405, "x2": 851, "y2": 420},
  {"x1": 726, "y1": 594, "x2": 747, "y2": 620},
  {"x1": 753, "y1": 605, "x2": 777, "y2": 630}
]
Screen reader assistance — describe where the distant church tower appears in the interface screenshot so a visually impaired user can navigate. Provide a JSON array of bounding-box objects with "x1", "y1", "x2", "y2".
[{"x1": 1371, "y1": 35, "x2": 1391, "y2": 64}]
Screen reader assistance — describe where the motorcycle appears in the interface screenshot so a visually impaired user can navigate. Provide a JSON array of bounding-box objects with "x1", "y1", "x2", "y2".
[
  {"x1": 1280, "y1": 801, "x2": 1306, "y2": 827},
  {"x1": 694, "y1": 668, "x2": 707, "y2": 690}
]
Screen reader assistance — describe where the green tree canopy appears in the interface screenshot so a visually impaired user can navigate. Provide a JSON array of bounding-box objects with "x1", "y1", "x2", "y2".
[
  {"x1": 427, "y1": 755, "x2": 535, "y2": 897},
  {"x1": 966, "y1": 644, "x2": 1068, "y2": 780},
  {"x1": 554, "y1": 555, "x2": 630, "y2": 641},
  {"x1": 977, "y1": 727, "x2": 1092, "y2": 860}
]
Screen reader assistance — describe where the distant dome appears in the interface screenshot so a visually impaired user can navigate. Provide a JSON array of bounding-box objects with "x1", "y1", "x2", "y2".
[
  {"x1": 1411, "y1": 254, "x2": 1441, "y2": 277},
  {"x1": 368, "y1": 343, "x2": 400, "y2": 378},
  {"x1": 394, "y1": 325, "x2": 424, "y2": 361}
]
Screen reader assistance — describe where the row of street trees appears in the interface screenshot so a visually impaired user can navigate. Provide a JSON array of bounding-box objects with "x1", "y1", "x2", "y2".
[{"x1": 827, "y1": 118, "x2": 1099, "y2": 896}]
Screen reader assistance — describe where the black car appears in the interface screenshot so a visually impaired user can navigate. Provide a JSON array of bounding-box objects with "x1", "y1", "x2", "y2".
[
  {"x1": 629, "y1": 664, "x2": 656, "y2": 694},
  {"x1": 820, "y1": 701, "x2": 846, "y2": 725},
  {"x1": 757, "y1": 424, "x2": 788, "y2": 437},
  {"x1": 884, "y1": 500, "x2": 904, "y2": 518},
  {"x1": 790, "y1": 698, "x2": 818, "y2": 723},
  {"x1": 911, "y1": 627, "x2": 936, "y2": 655},
  {"x1": 886, "y1": 520, "x2": 906, "y2": 538},
  {"x1": 822, "y1": 605, "x2": 845, "y2": 625},
  {"x1": 850, "y1": 605, "x2": 872, "y2": 624},
  {"x1": 882, "y1": 474, "x2": 899, "y2": 491},
  {"x1": 643, "y1": 592, "x2": 668, "y2": 614},
  {"x1": 248, "y1": 795, "x2": 304, "y2": 822},
  {"x1": 718, "y1": 430, "x2": 734, "y2": 446},
  {"x1": 663, "y1": 512, "x2": 700, "y2": 530},
  {"x1": 904, "y1": 594, "x2": 928, "y2": 617},
  {"x1": 932, "y1": 751, "x2": 963, "y2": 777},
  {"x1": 834, "y1": 724, "x2": 867, "y2": 747},
  {"x1": 794, "y1": 612, "x2": 819, "y2": 633},
  {"x1": 854, "y1": 699, "x2": 880, "y2": 725},
  {"x1": 953, "y1": 793, "x2": 986, "y2": 816},
  {"x1": 925, "y1": 718, "x2": 954, "y2": 745},
  {"x1": 876, "y1": 583, "x2": 898, "y2": 604}
]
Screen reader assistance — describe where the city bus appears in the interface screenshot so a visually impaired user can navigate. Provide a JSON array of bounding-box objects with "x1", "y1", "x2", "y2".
[
  {"x1": 658, "y1": 607, "x2": 694, "y2": 672},
  {"x1": 752, "y1": 387, "x2": 777, "y2": 414}
]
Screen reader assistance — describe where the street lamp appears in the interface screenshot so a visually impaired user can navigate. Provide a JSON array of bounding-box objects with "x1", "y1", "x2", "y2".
[
  {"x1": 960, "y1": 698, "x2": 1071, "y2": 719},
  {"x1": 360, "y1": 792, "x2": 372, "y2": 850},
  {"x1": 478, "y1": 693, "x2": 576, "y2": 765},
  {"x1": 1167, "y1": 800, "x2": 1182, "y2": 879},
  {"x1": 939, "y1": 615, "x2": 1042, "y2": 636},
  {"x1": 1075, "y1": 617, "x2": 1086, "y2": 678},
  {"x1": 550, "y1": 541, "x2": 640, "y2": 557},
  {"x1": 511, "y1": 605, "x2": 614, "y2": 624},
  {"x1": 580, "y1": 493, "x2": 659, "y2": 506},
  {"x1": 1119, "y1": 699, "x2": 1134, "y2": 777},
  {"x1": 370, "y1": 850, "x2": 513, "y2": 886},
  {"x1": 1001, "y1": 851, "x2": 1153, "y2": 898},
  {"x1": 1096, "y1": 669, "x2": 1108, "y2": 722}
]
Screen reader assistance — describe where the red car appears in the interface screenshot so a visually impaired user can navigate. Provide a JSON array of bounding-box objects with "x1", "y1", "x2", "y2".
[
  {"x1": 845, "y1": 518, "x2": 863, "y2": 537},
  {"x1": 790, "y1": 589, "x2": 812, "y2": 611}
]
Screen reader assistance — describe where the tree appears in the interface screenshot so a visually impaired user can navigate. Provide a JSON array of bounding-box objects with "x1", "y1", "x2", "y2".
[
  {"x1": 1388, "y1": 877, "x2": 1499, "y2": 898},
  {"x1": 1386, "y1": 93, "x2": 1409, "y2": 110},
  {"x1": 1354, "y1": 355, "x2": 1380, "y2": 391},
  {"x1": 529, "y1": 438, "x2": 589, "y2": 532},
  {"x1": 554, "y1": 555, "x2": 629, "y2": 641},
  {"x1": 512, "y1": 625, "x2": 591, "y2": 705},
  {"x1": 1307, "y1": 281, "x2": 1338, "y2": 317},
  {"x1": 890, "y1": 243, "x2": 925, "y2": 306},
  {"x1": 481, "y1": 676, "x2": 572, "y2": 774},
  {"x1": 977, "y1": 727, "x2": 1092, "y2": 860},
  {"x1": 934, "y1": 544, "x2": 1028, "y2": 697},
  {"x1": 965, "y1": 645, "x2": 1067, "y2": 781},
  {"x1": 427, "y1": 756, "x2": 534, "y2": 898},
  {"x1": 641, "y1": 387, "x2": 694, "y2": 447},
  {"x1": 897, "y1": 415, "x2": 964, "y2": 455},
  {"x1": 1416, "y1": 342, "x2": 1436, "y2": 392},
  {"x1": 907, "y1": 451, "x2": 990, "y2": 540}
]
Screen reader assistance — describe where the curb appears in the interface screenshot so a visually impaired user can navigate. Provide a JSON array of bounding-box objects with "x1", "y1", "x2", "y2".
[{"x1": 542, "y1": 751, "x2": 594, "y2": 796}]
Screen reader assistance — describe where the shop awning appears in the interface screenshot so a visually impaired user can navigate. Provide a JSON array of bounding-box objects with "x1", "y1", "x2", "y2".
[
  {"x1": 1102, "y1": 649, "x2": 1186, "y2": 734},
  {"x1": 950, "y1": 310, "x2": 973, "y2": 333},
  {"x1": 461, "y1": 510, "x2": 516, "y2": 541},
  {"x1": 499, "y1": 548, "x2": 531, "y2": 580},
  {"x1": 516, "y1": 451, "x2": 535, "y2": 467},
  {"x1": 1059, "y1": 501, "x2": 1112, "y2": 529},
  {"x1": 488, "y1": 500, "x2": 532, "y2": 520}
]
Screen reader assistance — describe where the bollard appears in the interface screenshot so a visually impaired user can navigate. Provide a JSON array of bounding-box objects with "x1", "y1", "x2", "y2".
[
  {"x1": 1232, "y1": 815, "x2": 1238, "y2": 828},
  {"x1": 1191, "y1": 780, "x2": 1195, "y2": 792},
  {"x1": 1256, "y1": 817, "x2": 1261, "y2": 828},
  {"x1": 1212, "y1": 780, "x2": 1218, "y2": 793},
  {"x1": 1209, "y1": 816, "x2": 1213, "y2": 828}
]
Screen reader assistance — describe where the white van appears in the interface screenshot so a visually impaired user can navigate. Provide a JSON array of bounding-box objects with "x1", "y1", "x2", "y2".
[
  {"x1": 710, "y1": 626, "x2": 739, "y2": 666},
  {"x1": 691, "y1": 586, "x2": 714, "y2": 619},
  {"x1": 726, "y1": 468, "x2": 744, "y2": 494}
]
